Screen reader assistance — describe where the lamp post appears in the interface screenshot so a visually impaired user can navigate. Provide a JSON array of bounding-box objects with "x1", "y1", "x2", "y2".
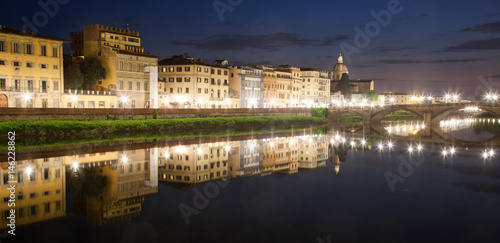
[
  {"x1": 70, "y1": 94, "x2": 78, "y2": 108},
  {"x1": 120, "y1": 96, "x2": 129, "y2": 109},
  {"x1": 22, "y1": 92, "x2": 32, "y2": 108}
]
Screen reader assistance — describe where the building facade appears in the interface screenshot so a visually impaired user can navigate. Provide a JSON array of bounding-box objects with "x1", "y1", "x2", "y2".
[
  {"x1": 158, "y1": 55, "x2": 234, "y2": 108},
  {"x1": 229, "y1": 66, "x2": 264, "y2": 108},
  {"x1": 70, "y1": 24, "x2": 158, "y2": 108},
  {"x1": 300, "y1": 68, "x2": 331, "y2": 107},
  {"x1": 0, "y1": 26, "x2": 66, "y2": 108}
]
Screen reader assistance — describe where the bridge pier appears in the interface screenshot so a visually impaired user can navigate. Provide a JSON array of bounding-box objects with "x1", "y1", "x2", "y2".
[
  {"x1": 423, "y1": 112, "x2": 432, "y2": 137},
  {"x1": 362, "y1": 111, "x2": 371, "y2": 136}
]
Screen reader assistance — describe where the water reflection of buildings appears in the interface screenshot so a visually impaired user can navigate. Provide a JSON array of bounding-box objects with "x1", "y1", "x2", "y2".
[
  {"x1": 0, "y1": 134, "x2": 333, "y2": 229},
  {"x1": 158, "y1": 135, "x2": 330, "y2": 186},
  {"x1": 0, "y1": 148, "x2": 158, "y2": 229},
  {"x1": 298, "y1": 135, "x2": 328, "y2": 169},
  {"x1": 158, "y1": 142, "x2": 232, "y2": 186},
  {"x1": 74, "y1": 148, "x2": 158, "y2": 225},
  {"x1": 1, "y1": 157, "x2": 66, "y2": 230}
]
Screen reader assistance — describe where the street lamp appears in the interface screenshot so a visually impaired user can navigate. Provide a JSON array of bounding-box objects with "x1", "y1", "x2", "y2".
[
  {"x1": 22, "y1": 92, "x2": 33, "y2": 108},
  {"x1": 70, "y1": 94, "x2": 78, "y2": 108},
  {"x1": 120, "y1": 96, "x2": 129, "y2": 108}
]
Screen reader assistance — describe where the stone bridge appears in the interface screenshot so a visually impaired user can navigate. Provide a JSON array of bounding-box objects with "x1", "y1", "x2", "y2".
[{"x1": 327, "y1": 103, "x2": 500, "y2": 148}]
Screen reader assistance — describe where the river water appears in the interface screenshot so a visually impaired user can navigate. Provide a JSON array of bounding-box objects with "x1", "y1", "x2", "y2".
[{"x1": 4, "y1": 121, "x2": 500, "y2": 243}]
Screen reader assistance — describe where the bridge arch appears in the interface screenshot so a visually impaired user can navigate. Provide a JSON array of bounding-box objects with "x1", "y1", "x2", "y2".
[
  {"x1": 371, "y1": 106, "x2": 424, "y2": 123},
  {"x1": 432, "y1": 105, "x2": 500, "y2": 124}
]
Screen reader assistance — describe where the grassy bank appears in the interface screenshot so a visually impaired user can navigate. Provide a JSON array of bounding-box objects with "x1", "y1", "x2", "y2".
[{"x1": 0, "y1": 116, "x2": 327, "y2": 141}]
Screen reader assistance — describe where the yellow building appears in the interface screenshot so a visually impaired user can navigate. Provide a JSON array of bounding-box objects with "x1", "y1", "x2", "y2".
[
  {"x1": 71, "y1": 24, "x2": 158, "y2": 108},
  {"x1": 0, "y1": 26, "x2": 67, "y2": 108},
  {"x1": 158, "y1": 56, "x2": 234, "y2": 108},
  {"x1": 61, "y1": 90, "x2": 117, "y2": 108},
  {"x1": 1, "y1": 156, "x2": 66, "y2": 229},
  {"x1": 300, "y1": 68, "x2": 331, "y2": 107}
]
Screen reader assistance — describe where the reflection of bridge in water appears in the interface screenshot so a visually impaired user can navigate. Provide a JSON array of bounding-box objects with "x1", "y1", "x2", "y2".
[{"x1": 327, "y1": 103, "x2": 500, "y2": 148}]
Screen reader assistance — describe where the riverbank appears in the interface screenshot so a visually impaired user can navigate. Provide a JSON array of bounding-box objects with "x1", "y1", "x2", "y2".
[{"x1": 0, "y1": 116, "x2": 327, "y2": 142}]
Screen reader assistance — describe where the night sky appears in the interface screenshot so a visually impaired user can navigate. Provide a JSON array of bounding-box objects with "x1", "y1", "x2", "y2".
[{"x1": 2, "y1": 0, "x2": 500, "y2": 98}]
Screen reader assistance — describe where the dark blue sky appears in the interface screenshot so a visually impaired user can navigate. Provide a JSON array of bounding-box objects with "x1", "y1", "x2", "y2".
[{"x1": 2, "y1": 0, "x2": 500, "y2": 97}]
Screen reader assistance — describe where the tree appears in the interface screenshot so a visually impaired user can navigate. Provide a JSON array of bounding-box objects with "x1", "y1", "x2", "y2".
[
  {"x1": 336, "y1": 73, "x2": 351, "y2": 100},
  {"x1": 362, "y1": 90, "x2": 379, "y2": 102},
  {"x1": 79, "y1": 57, "x2": 106, "y2": 90},
  {"x1": 63, "y1": 57, "x2": 84, "y2": 90}
]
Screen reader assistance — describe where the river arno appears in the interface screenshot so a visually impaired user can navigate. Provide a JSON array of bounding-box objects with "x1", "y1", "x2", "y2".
[{"x1": 4, "y1": 122, "x2": 500, "y2": 243}]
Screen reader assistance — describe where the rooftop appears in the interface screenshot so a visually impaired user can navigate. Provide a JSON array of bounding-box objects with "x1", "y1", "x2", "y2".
[{"x1": 0, "y1": 25, "x2": 69, "y2": 42}]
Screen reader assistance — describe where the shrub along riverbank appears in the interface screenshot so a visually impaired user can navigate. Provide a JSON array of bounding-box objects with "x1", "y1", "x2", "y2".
[{"x1": 0, "y1": 116, "x2": 327, "y2": 140}]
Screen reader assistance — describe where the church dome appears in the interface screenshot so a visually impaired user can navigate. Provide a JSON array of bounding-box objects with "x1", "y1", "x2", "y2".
[
  {"x1": 333, "y1": 54, "x2": 348, "y2": 72},
  {"x1": 332, "y1": 54, "x2": 349, "y2": 80}
]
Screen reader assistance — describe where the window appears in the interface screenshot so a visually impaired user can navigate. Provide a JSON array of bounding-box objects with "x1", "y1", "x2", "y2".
[
  {"x1": 185, "y1": 77, "x2": 190, "y2": 82},
  {"x1": 40, "y1": 64, "x2": 47, "y2": 69},
  {"x1": 204, "y1": 78, "x2": 209, "y2": 83},
  {"x1": 186, "y1": 88, "x2": 189, "y2": 93},
  {"x1": 13, "y1": 61, "x2": 20, "y2": 67},
  {"x1": 26, "y1": 62, "x2": 33, "y2": 68},
  {"x1": 127, "y1": 62, "x2": 132, "y2": 71},
  {"x1": 168, "y1": 78, "x2": 174, "y2": 82},
  {"x1": 56, "y1": 201, "x2": 61, "y2": 211},
  {"x1": 29, "y1": 205, "x2": 37, "y2": 216},
  {"x1": 198, "y1": 88, "x2": 202, "y2": 94},
  {"x1": 131, "y1": 100, "x2": 135, "y2": 108},
  {"x1": 17, "y1": 208, "x2": 25, "y2": 218},
  {"x1": 205, "y1": 88, "x2": 208, "y2": 94},
  {"x1": 169, "y1": 67, "x2": 174, "y2": 72},
  {"x1": 197, "y1": 67, "x2": 201, "y2": 72},
  {"x1": 144, "y1": 82, "x2": 149, "y2": 91},
  {"x1": 12, "y1": 42, "x2": 20, "y2": 53},
  {"x1": 45, "y1": 203, "x2": 50, "y2": 213},
  {"x1": 177, "y1": 87, "x2": 182, "y2": 93},
  {"x1": 53, "y1": 65, "x2": 58, "y2": 69},
  {"x1": 119, "y1": 81, "x2": 124, "y2": 90},
  {"x1": 137, "y1": 63, "x2": 141, "y2": 72},
  {"x1": 99, "y1": 101, "x2": 105, "y2": 108},
  {"x1": 53, "y1": 81, "x2": 59, "y2": 91},
  {"x1": 170, "y1": 88, "x2": 173, "y2": 93},
  {"x1": 176, "y1": 67, "x2": 182, "y2": 72},
  {"x1": 118, "y1": 61, "x2": 123, "y2": 71},
  {"x1": 88, "y1": 101, "x2": 95, "y2": 108},
  {"x1": 185, "y1": 67, "x2": 190, "y2": 71},
  {"x1": 41, "y1": 45, "x2": 47, "y2": 56},
  {"x1": 217, "y1": 70, "x2": 221, "y2": 75},
  {"x1": 55, "y1": 169, "x2": 61, "y2": 179},
  {"x1": 211, "y1": 69, "x2": 215, "y2": 74},
  {"x1": 0, "y1": 40, "x2": 5, "y2": 52},
  {"x1": 43, "y1": 168, "x2": 49, "y2": 180},
  {"x1": 197, "y1": 78, "x2": 201, "y2": 83},
  {"x1": 0, "y1": 60, "x2": 5, "y2": 66},
  {"x1": 224, "y1": 70, "x2": 228, "y2": 75},
  {"x1": 128, "y1": 81, "x2": 132, "y2": 90},
  {"x1": 53, "y1": 47, "x2": 58, "y2": 57},
  {"x1": 137, "y1": 82, "x2": 141, "y2": 91},
  {"x1": 25, "y1": 43, "x2": 33, "y2": 54},
  {"x1": 0, "y1": 79, "x2": 5, "y2": 90},
  {"x1": 176, "y1": 77, "x2": 182, "y2": 82}
]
